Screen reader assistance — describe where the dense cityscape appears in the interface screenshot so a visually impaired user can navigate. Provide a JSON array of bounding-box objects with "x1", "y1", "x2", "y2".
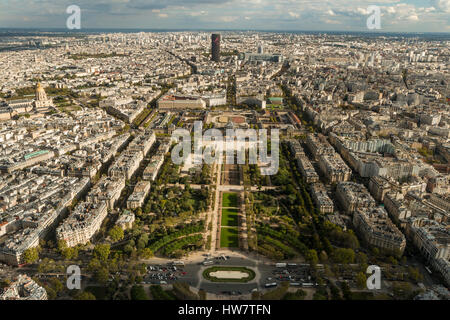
[{"x1": 0, "y1": 29, "x2": 448, "y2": 302}]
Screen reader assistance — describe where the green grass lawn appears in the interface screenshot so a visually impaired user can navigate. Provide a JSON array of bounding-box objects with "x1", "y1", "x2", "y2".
[
  {"x1": 222, "y1": 193, "x2": 238, "y2": 207},
  {"x1": 220, "y1": 227, "x2": 239, "y2": 248},
  {"x1": 203, "y1": 266, "x2": 255, "y2": 282},
  {"x1": 221, "y1": 208, "x2": 239, "y2": 227}
]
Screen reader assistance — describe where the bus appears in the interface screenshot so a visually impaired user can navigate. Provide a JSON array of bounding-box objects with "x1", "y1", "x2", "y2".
[
  {"x1": 302, "y1": 283, "x2": 315, "y2": 288},
  {"x1": 265, "y1": 283, "x2": 277, "y2": 288},
  {"x1": 203, "y1": 260, "x2": 214, "y2": 266}
]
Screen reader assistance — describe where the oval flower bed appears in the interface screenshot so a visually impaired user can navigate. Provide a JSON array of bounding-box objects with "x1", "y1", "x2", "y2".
[{"x1": 202, "y1": 266, "x2": 256, "y2": 283}]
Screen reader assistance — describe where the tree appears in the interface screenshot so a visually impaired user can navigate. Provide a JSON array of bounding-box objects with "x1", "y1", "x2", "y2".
[
  {"x1": 344, "y1": 230, "x2": 360, "y2": 249},
  {"x1": 140, "y1": 248, "x2": 153, "y2": 259},
  {"x1": 74, "y1": 291, "x2": 96, "y2": 300},
  {"x1": 356, "y1": 272, "x2": 367, "y2": 289},
  {"x1": 94, "y1": 244, "x2": 111, "y2": 262},
  {"x1": 332, "y1": 248, "x2": 355, "y2": 264},
  {"x1": 0, "y1": 279, "x2": 11, "y2": 289},
  {"x1": 57, "y1": 240, "x2": 68, "y2": 252},
  {"x1": 356, "y1": 252, "x2": 368, "y2": 264},
  {"x1": 312, "y1": 292, "x2": 327, "y2": 300},
  {"x1": 329, "y1": 283, "x2": 342, "y2": 300},
  {"x1": 22, "y1": 247, "x2": 39, "y2": 264},
  {"x1": 137, "y1": 233, "x2": 149, "y2": 250},
  {"x1": 388, "y1": 256, "x2": 398, "y2": 265},
  {"x1": 130, "y1": 285, "x2": 149, "y2": 300},
  {"x1": 283, "y1": 289, "x2": 306, "y2": 300},
  {"x1": 95, "y1": 267, "x2": 110, "y2": 284},
  {"x1": 51, "y1": 278, "x2": 64, "y2": 294},
  {"x1": 371, "y1": 247, "x2": 380, "y2": 256},
  {"x1": 408, "y1": 267, "x2": 423, "y2": 282},
  {"x1": 88, "y1": 257, "x2": 102, "y2": 272},
  {"x1": 124, "y1": 244, "x2": 133, "y2": 254},
  {"x1": 61, "y1": 247, "x2": 78, "y2": 260},
  {"x1": 305, "y1": 249, "x2": 319, "y2": 266},
  {"x1": 109, "y1": 226, "x2": 124, "y2": 242},
  {"x1": 319, "y1": 251, "x2": 328, "y2": 263},
  {"x1": 44, "y1": 286, "x2": 57, "y2": 300},
  {"x1": 340, "y1": 281, "x2": 352, "y2": 300}
]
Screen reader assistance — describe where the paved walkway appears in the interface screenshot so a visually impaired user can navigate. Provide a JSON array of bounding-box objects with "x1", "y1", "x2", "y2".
[{"x1": 209, "y1": 163, "x2": 222, "y2": 254}]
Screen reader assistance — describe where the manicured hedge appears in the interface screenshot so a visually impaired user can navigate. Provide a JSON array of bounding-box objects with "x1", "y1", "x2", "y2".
[{"x1": 148, "y1": 222, "x2": 204, "y2": 253}]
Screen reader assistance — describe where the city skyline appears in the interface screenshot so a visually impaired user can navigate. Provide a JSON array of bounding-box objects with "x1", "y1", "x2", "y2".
[{"x1": 0, "y1": 0, "x2": 449, "y2": 33}]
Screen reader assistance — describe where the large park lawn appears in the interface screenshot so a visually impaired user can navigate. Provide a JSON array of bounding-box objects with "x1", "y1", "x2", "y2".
[
  {"x1": 222, "y1": 193, "x2": 238, "y2": 207},
  {"x1": 221, "y1": 208, "x2": 239, "y2": 227},
  {"x1": 220, "y1": 227, "x2": 239, "y2": 248}
]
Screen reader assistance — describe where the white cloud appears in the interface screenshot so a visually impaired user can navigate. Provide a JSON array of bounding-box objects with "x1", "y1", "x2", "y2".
[
  {"x1": 0, "y1": 0, "x2": 447, "y2": 32},
  {"x1": 219, "y1": 16, "x2": 238, "y2": 22},
  {"x1": 431, "y1": 0, "x2": 450, "y2": 13}
]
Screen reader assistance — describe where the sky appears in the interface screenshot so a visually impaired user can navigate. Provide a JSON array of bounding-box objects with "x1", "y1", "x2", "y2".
[{"x1": 0, "y1": 0, "x2": 449, "y2": 32}]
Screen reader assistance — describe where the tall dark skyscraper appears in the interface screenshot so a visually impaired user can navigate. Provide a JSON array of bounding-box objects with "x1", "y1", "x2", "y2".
[{"x1": 211, "y1": 34, "x2": 221, "y2": 62}]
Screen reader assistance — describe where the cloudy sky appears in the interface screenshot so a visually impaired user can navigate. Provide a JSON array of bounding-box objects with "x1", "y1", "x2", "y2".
[{"x1": 0, "y1": 0, "x2": 448, "y2": 32}]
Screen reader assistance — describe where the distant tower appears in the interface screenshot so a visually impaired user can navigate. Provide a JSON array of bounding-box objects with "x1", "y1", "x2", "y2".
[
  {"x1": 258, "y1": 45, "x2": 264, "y2": 54},
  {"x1": 211, "y1": 34, "x2": 221, "y2": 62}
]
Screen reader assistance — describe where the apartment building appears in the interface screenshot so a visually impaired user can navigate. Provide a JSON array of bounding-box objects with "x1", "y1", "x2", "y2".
[
  {"x1": 353, "y1": 207, "x2": 406, "y2": 254},
  {"x1": 87, "y1": 176, "x2": 125, "y2": 210},
  {"x1": 143, "y1": 154, "x2": 164, "y2": 181},
  {"x1": 306, "y1": 133, "x2": 335, "y2": 160},
  {"x1": 310, "y1": 183, "x2": 334, "y2": 214},
  {"x1": 127, "y1": 180, "x2": 151, "y2": 209},
  {"x1": 116, "y1": 210, "x2": 135, "y2": 230},
  {"x1": 296, "y1": 155, "x2": 319, "y2": 183},
  {"x1": 56, "y1": 201, "x2": 108, "y2": 247},
  {"x1": 158, "y1": 94, "x2": 206, "y2": 110},
  {"x1": 0, "y1": 275, "x2": 47, "y2": 300},
  {"x1": 336, "y1": 182, "x2": 376, "y2": 214},
  {"x1": 318, "y1": 153, "x2": 352, "y2": 183}
]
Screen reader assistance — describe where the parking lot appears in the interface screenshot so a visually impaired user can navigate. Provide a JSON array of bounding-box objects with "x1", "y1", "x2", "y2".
[{"x1": 143, "y1": 264, "x2": 188, "y2": 285}]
